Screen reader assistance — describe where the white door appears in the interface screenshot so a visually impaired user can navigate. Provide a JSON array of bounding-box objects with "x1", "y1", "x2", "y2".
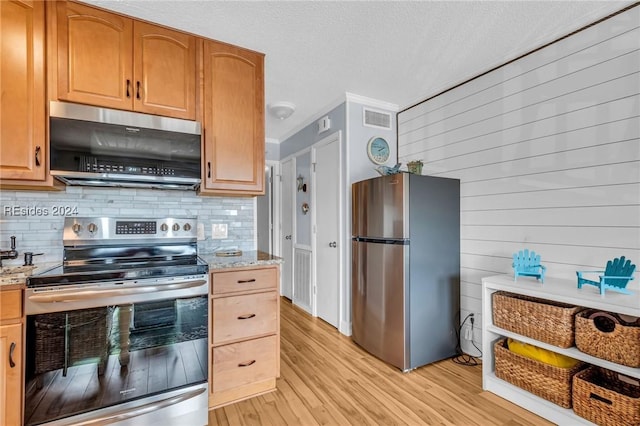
[
  {"x1": 312, "y1": 132, "x2": 341, "y2": 328},
  {"x1": 280, "y1": 158, "x2": 294, "y2": 299},
  {"x1": 256, "y1": 166, "x2": 272, "y2": 253}
]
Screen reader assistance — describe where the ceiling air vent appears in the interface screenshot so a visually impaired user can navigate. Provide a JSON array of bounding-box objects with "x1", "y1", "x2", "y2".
[{"x1": 363, "y1": 107, "x2": 392, "y2": 130}]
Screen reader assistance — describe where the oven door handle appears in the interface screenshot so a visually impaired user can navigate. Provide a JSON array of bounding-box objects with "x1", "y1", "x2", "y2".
[
  {"x1": 70, "y1": 386, "x2": 206, "y2": 425},
  {"x1": 28, "y1": 279, "x2": 207, "y2": 303}
]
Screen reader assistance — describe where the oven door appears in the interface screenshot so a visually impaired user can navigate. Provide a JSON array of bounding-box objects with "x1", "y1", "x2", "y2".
[{"x1": 24, "y1": 275, "x2": 209, "y2": 426}]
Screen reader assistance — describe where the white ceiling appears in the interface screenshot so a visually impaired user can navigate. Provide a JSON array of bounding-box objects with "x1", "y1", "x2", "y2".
[{"x1": 86, "y1": 0, "x2": 632, "y2": 143}]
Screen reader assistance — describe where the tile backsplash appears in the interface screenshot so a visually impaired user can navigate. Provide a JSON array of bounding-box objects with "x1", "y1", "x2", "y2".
[{"x1": 0, "y1": 187, "x2": 255, "y2": 266}]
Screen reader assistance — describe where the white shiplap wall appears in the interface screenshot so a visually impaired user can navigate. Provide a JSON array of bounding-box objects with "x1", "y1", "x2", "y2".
[{"x1": 398, "y1": 6, "x2": 640, "y2": 355}]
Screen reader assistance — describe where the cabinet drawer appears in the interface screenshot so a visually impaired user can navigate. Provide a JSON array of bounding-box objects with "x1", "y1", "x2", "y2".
[
  {"x1": 212, "y1": 268, "x2": 276, "y2": 295},
  {"x1": 212, "y1": 335, "x2": 277, "y2": 393},
  {"x1": 0, "y1": 290, "x2": 22, "y2": 320},
  {"x1": 212, "y1": 291, "x2": 277, "y2": 345}
]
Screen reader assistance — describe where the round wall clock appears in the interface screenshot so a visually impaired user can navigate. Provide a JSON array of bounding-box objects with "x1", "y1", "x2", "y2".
[{"x1": 367, "y1": 137, "x2": 390, "y2": 165}]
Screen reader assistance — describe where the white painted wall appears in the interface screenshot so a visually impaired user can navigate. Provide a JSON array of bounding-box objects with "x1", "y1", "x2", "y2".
[{"x1": 398, "y1": 6, "x2": 640, "y2": 356}]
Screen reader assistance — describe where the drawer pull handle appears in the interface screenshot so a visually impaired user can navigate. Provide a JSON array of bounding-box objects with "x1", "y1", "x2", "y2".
[
  {"x1": 9, "y1": 342, "x2": 16, "y2": 368},
  {"x1": 237, "y1": 279, "x2": 256, "y2": 284},
  {"x1": 136, "y1": 81, "x2": 141, "y2": 99},
  {"x1": 35, "y1": 146, "x2": 41, "y2": 167},
  {"x1": 237, "y1": 313, "x2": 256, "y2": 320},
  {"x1": 238, "y1": 360, "x2": 256, "y2": 367},
  {"x1": 126, "y1": 79, "x2": 131, "y2": 98}
]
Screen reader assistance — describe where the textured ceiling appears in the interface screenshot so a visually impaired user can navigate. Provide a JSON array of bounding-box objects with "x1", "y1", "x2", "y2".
[{"x1": 86, "y1": 0, "x2": 632, "y2": 143}]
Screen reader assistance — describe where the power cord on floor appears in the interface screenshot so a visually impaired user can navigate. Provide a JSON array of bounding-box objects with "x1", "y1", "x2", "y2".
[{"x1": 452, "y1": 312, "x2": 482, "y2": 366}]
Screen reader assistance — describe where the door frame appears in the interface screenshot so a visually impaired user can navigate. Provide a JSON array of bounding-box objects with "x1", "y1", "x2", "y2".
[
  {"x1": 311, "y1": 131, "x2": 343, "y2": 327},
  {"x1": 277, "y1": 156, "x2": 295, "y2": 299},
  {"x1": 267, "y1": 160, "x2": 281, "y2": 258},
  {"x1": 253, "y1": 161, "x2": 280, "y2": 254}
]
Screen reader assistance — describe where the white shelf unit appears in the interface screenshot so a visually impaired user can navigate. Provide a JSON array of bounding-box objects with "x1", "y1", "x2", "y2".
[{"x1": 482, "y1": 274, "x2": 640, "y2": 425}]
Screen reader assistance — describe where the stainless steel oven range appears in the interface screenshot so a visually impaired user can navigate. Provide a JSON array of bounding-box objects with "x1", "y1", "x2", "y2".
[{"x1": 25, "y1": 217, "x2": 209, "y2": 426}]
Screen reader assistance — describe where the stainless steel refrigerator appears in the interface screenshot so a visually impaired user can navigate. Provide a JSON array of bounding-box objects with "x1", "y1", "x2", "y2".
[{"x1": 351, "y1": 173, "x2": 460, "y2": 371}]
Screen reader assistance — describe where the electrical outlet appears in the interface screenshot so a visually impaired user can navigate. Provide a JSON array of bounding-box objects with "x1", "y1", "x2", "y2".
[
  {"x1": 464, "y1": 326, "x2": 472, "y2": 340},
  {"x1": 212, "y1": 223, "x2": 228, "y2": 239}
]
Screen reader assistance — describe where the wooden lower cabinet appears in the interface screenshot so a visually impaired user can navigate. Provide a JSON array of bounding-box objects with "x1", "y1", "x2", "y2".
[
  {"x1": 209, "y1": 265, "x2": 280, "y2": 409},
  {"x1": 0, "y1": 289, "x2": 24, "y2": 426}
]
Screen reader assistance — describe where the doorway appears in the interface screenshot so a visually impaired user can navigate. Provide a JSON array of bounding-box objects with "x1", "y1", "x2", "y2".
[
  {"x1": 256, "y1": 165, "x2": 273, "y2": 254},
  {"x1": 279, "y1": 158, "x2": 295, "y2": 300},
  {"x1": 312, "y1": 131, "x2": 342, "y2": 329}
]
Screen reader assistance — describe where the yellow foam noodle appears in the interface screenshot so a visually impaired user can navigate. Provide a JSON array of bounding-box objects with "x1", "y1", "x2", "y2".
[{"x1": 507, "y1": 338, "x2": 580, "y2": 368}]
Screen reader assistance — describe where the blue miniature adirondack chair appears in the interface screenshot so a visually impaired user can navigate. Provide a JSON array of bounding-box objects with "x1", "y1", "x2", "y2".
[
  {"x1": 576, "y1": 256, "x2": 636, "y2": 295},
  {"x1": 513, "y1": 249, "x2": 546, "y2": 283}
]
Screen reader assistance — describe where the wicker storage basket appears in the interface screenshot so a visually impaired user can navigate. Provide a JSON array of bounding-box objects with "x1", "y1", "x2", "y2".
[
  {"x1": 575, "y1": 310, "x2": 640, "y2": 368},
  {"x1": 494, "y1": 338, "x2": 585, "y2": 408},
  {"x1": 34, "y1": 307, "x2": 113, "y2": 377},
  {"x1": 492, "y1": 291, "x2": 584, "y2": 348},
  {"x1": 573, "y1": 366, "x2": 640, "y2": 426}
]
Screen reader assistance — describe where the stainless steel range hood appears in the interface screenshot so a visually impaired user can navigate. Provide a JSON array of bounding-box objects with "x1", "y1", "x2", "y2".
[{"x1": 49, "y1": 101, "x2": 202, "y2": 190}]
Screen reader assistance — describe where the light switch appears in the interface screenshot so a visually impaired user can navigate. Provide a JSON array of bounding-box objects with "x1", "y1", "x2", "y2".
[{"x1": 212, "y1": 223, "x2": 228, "y2": 239}]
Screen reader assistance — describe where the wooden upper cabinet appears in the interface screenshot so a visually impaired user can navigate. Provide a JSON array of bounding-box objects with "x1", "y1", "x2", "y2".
[
  {"x1": 0, "y1": 0, "x2": 46, "y2": 181},
  {"x1": 201, "y1": 41, "x2": 264, "y2": 195},
  {"x1": 55, "y1": 1, "x2": 196, "y2": 120},
  {"x1": 55, "y1": 0, "x2": 132, "y2": 110},
  {"x1": 133, "y1": 22, "x2": 196, "y2": 119}
]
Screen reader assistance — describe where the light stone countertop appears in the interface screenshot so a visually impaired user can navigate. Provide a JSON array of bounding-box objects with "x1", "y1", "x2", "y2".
[
  {"x1": 200, "y1": 250, "x2": 283, "y2": 270},
  {"x1": 0, "y1": 262, "x2": 61, "y2": 287},
  {"x1": 0, "y1": 265, "x2": 37, "y2": 286}
]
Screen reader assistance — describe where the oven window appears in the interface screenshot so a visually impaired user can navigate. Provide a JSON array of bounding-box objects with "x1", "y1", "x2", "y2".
[{"x1": 24, "y1": 296, "x2": 208, "y2": 426}]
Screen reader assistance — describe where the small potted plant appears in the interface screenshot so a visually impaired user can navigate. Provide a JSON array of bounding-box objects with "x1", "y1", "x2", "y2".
[{"x1": 406, "y1": 160, "x2": 423, "y2": 175}]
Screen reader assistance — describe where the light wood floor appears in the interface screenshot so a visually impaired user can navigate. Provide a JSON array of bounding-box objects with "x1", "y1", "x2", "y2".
[{"x1": 209, "y1": 298, "x2": 552, "y2": 425}]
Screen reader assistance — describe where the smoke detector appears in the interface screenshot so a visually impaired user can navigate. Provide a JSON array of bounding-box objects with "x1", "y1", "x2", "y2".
[{"x1": 269, "y1": 102, "x2": 296, "y2": 120}]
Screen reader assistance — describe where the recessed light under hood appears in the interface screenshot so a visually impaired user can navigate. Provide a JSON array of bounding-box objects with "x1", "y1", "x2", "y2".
[{"x1": 49, "y1": 101, "x2": 202, "y2": 191}]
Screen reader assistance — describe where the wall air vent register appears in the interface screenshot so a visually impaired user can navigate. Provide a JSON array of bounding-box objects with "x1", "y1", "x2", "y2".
[{"x1": 363, "y1": 107, "x2": 392, "y2": 130}]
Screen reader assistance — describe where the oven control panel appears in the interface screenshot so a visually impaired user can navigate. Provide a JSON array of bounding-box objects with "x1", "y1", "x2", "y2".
[
  {"x1": 116, "y1": 221, "x2": 157, "y2": 235},
  {"x1": 63, "y1": 217, "x2": 198, "y2": 242}
]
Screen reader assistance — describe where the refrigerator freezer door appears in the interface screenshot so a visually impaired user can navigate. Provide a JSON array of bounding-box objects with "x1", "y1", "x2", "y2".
[
  {"x1": 352, "y1": 174, "x2": 408, "y2": 239},
  {"x1": 351, "y1": 239, "x2": 408, "y2": 370}
]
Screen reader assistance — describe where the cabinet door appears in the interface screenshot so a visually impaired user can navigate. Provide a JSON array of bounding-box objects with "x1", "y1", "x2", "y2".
[
  {"x1": 133, "y1": 22, "x2": 196, "y2": 120},
  {"x1": 0, "y1": 323, "x2": 22, "y2": 426},
  {"x1": 202, "y1": 41, "x2": 264, "y2": 195},
  {"x1": 56, "y1": 0, "x2": 133, "y2": 110},
  {"x1": 0, "y1": 0, "x2": 45, "y2": 181}
]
